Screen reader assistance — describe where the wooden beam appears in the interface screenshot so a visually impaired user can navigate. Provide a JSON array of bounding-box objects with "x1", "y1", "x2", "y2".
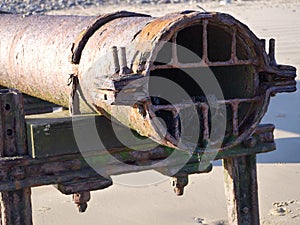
[{"x1": 223, "y1": 155, "x2": 260, "y2": 225}]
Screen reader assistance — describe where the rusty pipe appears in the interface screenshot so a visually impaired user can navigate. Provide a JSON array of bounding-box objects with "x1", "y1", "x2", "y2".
[
  {"x1": 0, "y1": 11, "x2": 151, "y2": 106},
  {"x1": 0, "y1": 11, "x2": 296, "y2": 150}
]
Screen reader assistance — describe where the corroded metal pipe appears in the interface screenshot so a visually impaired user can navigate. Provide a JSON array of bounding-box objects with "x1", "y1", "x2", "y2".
[
  {"x1": 0, "y1": 11, "x2": 296, "y2": 150},
  {"x1": 0, "y1": 11, "x2": 150, "y2": 106}
]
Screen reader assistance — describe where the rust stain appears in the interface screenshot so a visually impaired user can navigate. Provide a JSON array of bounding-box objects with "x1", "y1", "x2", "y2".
[
  {"x1": 0, "y1": 11, "x2": 296, "y2": 151},
  {"x1": 137, "y1": 16, "x2": 180, "y2": 41}
]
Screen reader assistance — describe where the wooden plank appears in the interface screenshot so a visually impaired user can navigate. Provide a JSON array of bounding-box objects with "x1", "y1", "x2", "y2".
[
  {"x1": 223, "y1": 155, "x2": 260, "y2": 225},
  {"x1": 26, "y1": 111, "x2": 157, "y2": 158},
  {"x1": 0, "y1": 89, "x2": 32, "y2": 225}
]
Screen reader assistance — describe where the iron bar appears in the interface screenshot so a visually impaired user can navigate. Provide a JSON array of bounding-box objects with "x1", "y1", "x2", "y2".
[
  {"x1": 231, "y1": 27, "x2": 238, "y2": 63},
  {"x1": 202, "y1": 20, "x2": 209, "y2": 63},
  {"x1": 150, "y1": 59, "x2": 257, "y2": 70}
]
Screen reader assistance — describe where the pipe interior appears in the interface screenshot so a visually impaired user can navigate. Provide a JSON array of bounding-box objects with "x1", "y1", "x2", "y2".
[{"x1": 149, "y1": 22, "x2": 258, "y2": 144}]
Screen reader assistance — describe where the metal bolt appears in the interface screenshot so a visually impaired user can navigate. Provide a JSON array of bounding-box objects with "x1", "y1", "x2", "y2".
[
  {"x1": 243, "y1": 137, "x2": 257, "y2": 148},
  {"x1": 261, "y1": 132, "x2": 274, "y2": 143},
  {"x1": 269, "y1": 38, "x2": 277, "y2": 65},
  {"x1": 112, "y1": 46, "x2": 120, "y2": 74},
  {"x1": 10, "y1": 166, "x2": 26, "y2": 180},
  {"x1": 73, "y1": 191, "x2": 91, "y2": 213},
  {"x1": 242, "y1": 207, "x2": 249, "y2": 214},
  {"x1": 171, "y1": 174, "x2": 189, "y2": 196},
  {"x1": 120, "y1": 47, "x2": 127, "y2": 70},
  {"x1": 119, "y1": 47, "x2": 132, "y2": 75}
]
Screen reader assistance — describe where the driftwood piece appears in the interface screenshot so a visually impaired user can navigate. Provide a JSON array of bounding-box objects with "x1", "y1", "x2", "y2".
[{"x1": 0, "y1": 89, "x2": 32, "y2": 225}]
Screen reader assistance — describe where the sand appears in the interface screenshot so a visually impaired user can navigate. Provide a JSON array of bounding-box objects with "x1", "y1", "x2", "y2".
[{"x1": 32, "y1": 1, "x2": 300, "y2": 224}]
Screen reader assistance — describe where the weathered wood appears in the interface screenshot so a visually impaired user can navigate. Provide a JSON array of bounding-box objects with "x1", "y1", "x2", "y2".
[
  {"x1": 0, "y1": 89, "x2": 32, "y2": 225},
  {"x1": 223, "y1": 155, "x2": 260, "y2": 225}
]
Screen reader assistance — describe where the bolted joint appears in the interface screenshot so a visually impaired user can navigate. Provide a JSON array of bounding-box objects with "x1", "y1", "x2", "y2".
[
  {"x1": 9, "y1": 166, "x2": 26, "y2": 180},
  {"x1": 242, "y1": 206, "x2": 249, "y2": 214},
  {"x1": 171, "y1": 174, "x2": 189, "y2": 196},
  {"x1": 242, "y1": 136, "x2": 257, "y2": 148},
  {"x1": 259, "y1": 131, "x2": 274, "y2": 143}
]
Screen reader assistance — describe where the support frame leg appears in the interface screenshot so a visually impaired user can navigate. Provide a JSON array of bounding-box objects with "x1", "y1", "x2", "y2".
[
  {"x1": 1, "y1": 188, "x2": 32, "y2": 225},
  {"x1": 223, "y1": 154, "x2": 260, "y2": 225},
  {"x1": 0, "y1": 89, "x2": 33, "y2": 225}
]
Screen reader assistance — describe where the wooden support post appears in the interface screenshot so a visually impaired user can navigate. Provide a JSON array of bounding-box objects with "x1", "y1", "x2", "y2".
[
  {"x1": 223, "y1": 155, "x2": 260, "y2": 225},
  {"x1": 0, "y1": 89, "x2": 32, "y2": 225}
]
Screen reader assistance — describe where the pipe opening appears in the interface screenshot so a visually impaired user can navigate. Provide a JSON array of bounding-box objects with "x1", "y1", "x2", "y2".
[
  {"x1": 149, "y1": 22, "x2": 261, "y2": 146},
  {"x1": 236, "y1": 34, "x2": 251, "y2": 60},
  {"x1": 212, "y1": 66, "x2": 256, "y2": 99},
  {"x1": 176, "y1": 25, "x2": 203, "y2": 63},
  {"x1": 207, "y1": 24, "x2": 232, "y2": 62},
  {"x1": 154, "y1": 42, "x2": 172, "y2": 66}
]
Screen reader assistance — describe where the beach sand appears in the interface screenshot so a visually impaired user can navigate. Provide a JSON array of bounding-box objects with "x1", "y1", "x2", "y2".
[{"x1": 32, "y1": 1, "x2": 300, "y2": 224}]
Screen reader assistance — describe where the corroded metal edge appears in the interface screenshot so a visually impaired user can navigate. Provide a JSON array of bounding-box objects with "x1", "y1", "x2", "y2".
[{"x1": 0, "y1": 123, "x2": 275, "y2": 192}]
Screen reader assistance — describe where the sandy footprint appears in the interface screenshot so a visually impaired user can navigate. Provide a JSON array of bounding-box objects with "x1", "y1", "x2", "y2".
[
  {"x1": 36, "y1": 206, "x2": 51, "y2": 215},
  {"x1": 262, "y1": 200, "x2": 300, "y2": 225},
  {"x1": 193, "y1": 217, "x2": 228, "y2": 225}
]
